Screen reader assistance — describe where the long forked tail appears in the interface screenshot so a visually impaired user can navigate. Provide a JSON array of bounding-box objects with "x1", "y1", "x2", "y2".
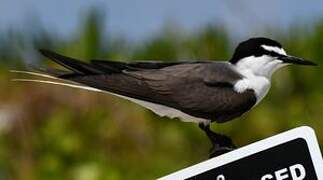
[
  {"x1": 11, "y1": 49, "x2": 174, "y2": 96},
  {"x1": 11, "y1": 78, "x2": 103, "y2": 92},
  {"x1": 10, "y1": 70, "x2": 66, "y2": 81},
  {"x1": 10, "y1": 70, "x2": 104, "y2": 93},
  {"x1": 10, "y1": 49, "x2": 107, "y2": 92}
]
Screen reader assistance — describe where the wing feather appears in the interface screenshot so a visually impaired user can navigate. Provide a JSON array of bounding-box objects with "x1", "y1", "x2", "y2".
[{"x1": 23, "y1": 50, "x2": 256, "y2": 123}]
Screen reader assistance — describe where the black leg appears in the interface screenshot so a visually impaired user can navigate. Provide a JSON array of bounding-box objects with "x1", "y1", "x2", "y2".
[{"x1": 199, "y1": 123, "x2": 236, "y2": 158}]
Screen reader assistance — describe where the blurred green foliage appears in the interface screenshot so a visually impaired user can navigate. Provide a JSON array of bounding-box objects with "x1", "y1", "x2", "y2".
[{"x1": 1, "y1": 10, "x2": 323, "y2": 180}]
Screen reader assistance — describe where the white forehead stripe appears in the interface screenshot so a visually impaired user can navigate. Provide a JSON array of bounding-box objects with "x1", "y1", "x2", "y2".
[{"x1": 261, "y1": 45, "x2": 287, "y2": 55}]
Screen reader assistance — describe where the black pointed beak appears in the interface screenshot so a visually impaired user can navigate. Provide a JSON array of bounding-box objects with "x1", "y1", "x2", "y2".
[{"x1": 280, "y1": 55, "x2": 317, "y2": 66}]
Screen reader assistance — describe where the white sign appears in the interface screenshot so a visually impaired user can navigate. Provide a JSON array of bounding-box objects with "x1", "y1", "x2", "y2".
[{"x1": 159, "y1": 126, "x2": 323, "y2": 180}]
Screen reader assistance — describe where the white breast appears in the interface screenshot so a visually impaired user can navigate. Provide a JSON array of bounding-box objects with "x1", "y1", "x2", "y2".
[
  {"x1": 231, "y1": 53, "x2": 290, "y2": 105},
  {"x1": 234, "y1": 74, "x2": 271, "y2": 104},
  {"x1": 233, "y1": 55, "x2": 280, "y2": 104}
]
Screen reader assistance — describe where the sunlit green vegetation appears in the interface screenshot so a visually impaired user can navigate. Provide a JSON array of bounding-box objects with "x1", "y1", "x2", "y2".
[{"x1": 1, "y1": 10, "x2": 323, "y2": 180}]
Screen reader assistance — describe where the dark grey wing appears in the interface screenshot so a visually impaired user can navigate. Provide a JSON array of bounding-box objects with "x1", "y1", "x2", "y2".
[
  {"x1": 36, "y1": 50, "x2": 198, "y2": 106},
  {"x1": 123, "y1": 63, "x2": 257, "y2": 123},
  {"x1": 39, "y1": 50, "x2": 103, "y2": 75},
  {"x1": 40, "y1": 49, "x2": 210, "y2": 74},
  {"x1": 91, "y1": 59, "x2": 213, "y2": 71},
  {"x1": 91, "y1": 60, "x2": 186, "y2": 71},
  {"x1": 38, "y1": 50, "x2": 256, "y2": 123}
]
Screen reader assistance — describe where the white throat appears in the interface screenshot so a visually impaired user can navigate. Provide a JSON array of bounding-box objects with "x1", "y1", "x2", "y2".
[{"x1": 232, "y1": 55, "x2": 287, "y2": 104}]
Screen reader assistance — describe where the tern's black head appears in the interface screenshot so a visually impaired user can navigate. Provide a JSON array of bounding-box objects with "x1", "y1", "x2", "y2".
[{"x1": 230, "y1": 37, "x2": 317, "y2": 66}]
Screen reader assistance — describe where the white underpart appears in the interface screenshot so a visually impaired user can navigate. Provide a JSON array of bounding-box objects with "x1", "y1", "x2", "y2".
[
  {"x1": 233, "y1": 49, "x2": 288, "y2": 104},
  {"x1": 11, "y1": 72, "x2": 210, "y2": 125},
  {"x1": 128, "y1": 100, "x2": 210, "y2": 125}
]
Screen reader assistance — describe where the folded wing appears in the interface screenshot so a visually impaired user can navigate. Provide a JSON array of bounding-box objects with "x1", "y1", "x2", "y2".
[{"x1": 37, "y1": 50, "x2": 257, "y2": 123}]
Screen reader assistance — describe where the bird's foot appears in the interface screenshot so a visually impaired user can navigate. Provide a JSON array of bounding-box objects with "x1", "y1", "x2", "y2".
[
  {"x1": 209, "y1": 146, "x2": 236, "y2": 158},
  {"x1": 208, "y1": 136, "x2": 237, "y2": 158},
  {"x1": 198, "y1": 123, "x2": 237, "y2": 158}
]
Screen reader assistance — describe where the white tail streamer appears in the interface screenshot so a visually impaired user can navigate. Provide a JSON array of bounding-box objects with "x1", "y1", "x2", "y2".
[
  {"x1": 11, "y1": 79, "x2": 103, "y2": 93},
  {"x1": 10, "y1": 70, "x2": 61, "y2": 80},
  {"x1": 10, "y1": 70, "x2": 82, "y2": 85}
]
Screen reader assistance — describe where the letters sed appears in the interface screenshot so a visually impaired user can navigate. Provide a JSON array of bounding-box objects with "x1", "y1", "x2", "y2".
[{"x1": 261, "y1": 164, "x2": 306, "y2": 180}]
